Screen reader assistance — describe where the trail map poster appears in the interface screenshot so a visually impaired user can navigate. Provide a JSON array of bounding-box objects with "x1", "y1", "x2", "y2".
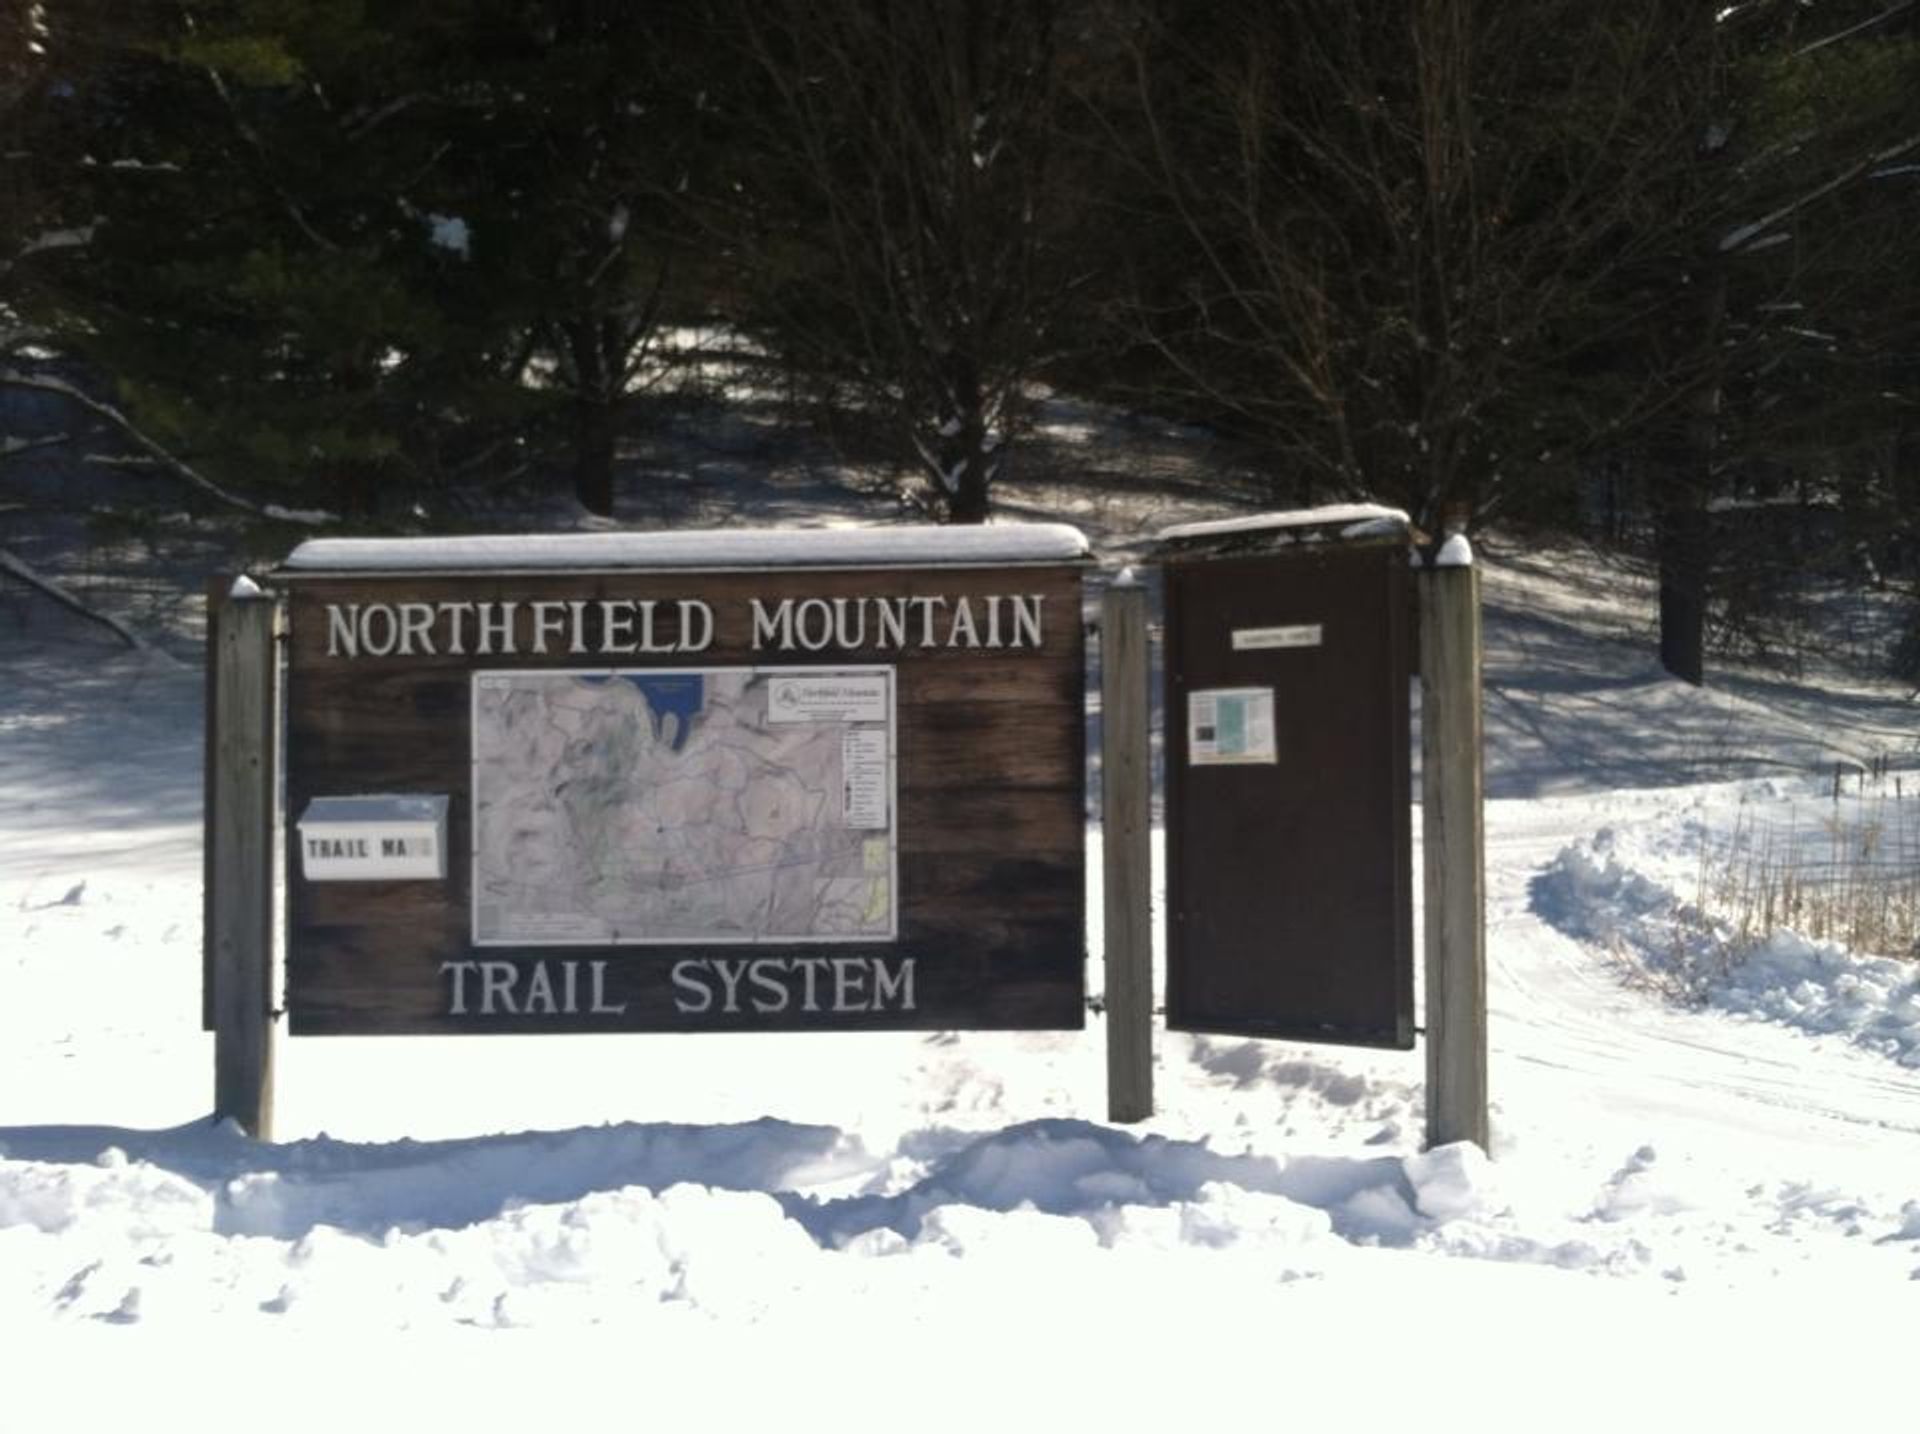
[{"x1": 471, "y1": 666, "x2": 897, "y2": 946}]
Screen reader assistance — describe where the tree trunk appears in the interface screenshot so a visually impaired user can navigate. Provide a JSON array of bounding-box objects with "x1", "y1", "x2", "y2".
[
  {"x1": 573, "y1": 396, "x2": 617, "y2": 518},
  {"x1": 939, "y1": 354, "x2": 992, "y2": 524},
  {"x1": 1895, "y1": 417, "x2": 1920, "y2": 682},
  {"x1": 567, "y1": 319, "x2": 618, "y2": 517},
  {"x1": 1894, "y1": 417, "x2": 1919, "y2": 569},
  {"x1": 1655, "y1": 488, "x2": 1709, "y2": 686},
  {"x1": 1654, "y1": 264, "x2": 1727, "y2": 687},
  {"x1": 948, "y1": 447, "x2": 992, "y2": 524}
]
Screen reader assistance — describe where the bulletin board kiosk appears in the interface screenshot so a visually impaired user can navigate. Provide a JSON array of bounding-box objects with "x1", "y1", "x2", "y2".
[{"x1": 1155, "y1": 506, "x2": 1415, "y2": 1049}]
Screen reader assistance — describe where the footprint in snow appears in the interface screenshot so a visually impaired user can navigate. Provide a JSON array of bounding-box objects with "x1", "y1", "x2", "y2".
[{"x1": 27, "y1": 881, "x2": 87, "y2": 911}]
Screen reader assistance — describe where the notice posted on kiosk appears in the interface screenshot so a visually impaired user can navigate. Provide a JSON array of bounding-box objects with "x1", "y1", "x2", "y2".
[{"x1": 1187, "y1": 687, "x2": 1277, "y2": 765}]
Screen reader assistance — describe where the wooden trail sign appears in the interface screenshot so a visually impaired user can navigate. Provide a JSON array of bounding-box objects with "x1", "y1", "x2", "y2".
[{"x1": 270, "y1": 526, "x2": 1090, "y2": 1036}]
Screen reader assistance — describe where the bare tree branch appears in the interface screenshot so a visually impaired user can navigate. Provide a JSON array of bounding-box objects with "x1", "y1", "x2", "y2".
[
  {"x1": 0, "y1": 368, "x2": 331, "y2": 523},
  {"x1": 199, "y1": 63, "x2": 342, "y2": 254},
  {"x1": 0, "y1": 431, "x2": 72, "y2": 460},
  {"x1": 1720, "y1": 129, "x2": 1920, "y2": 253},
  {"x1": 0, "y1": 545, "x2": 148, "y2": 649}
]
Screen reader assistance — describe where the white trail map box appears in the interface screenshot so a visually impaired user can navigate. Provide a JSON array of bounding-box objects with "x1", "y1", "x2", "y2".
[{"x1": 297, "y1": 795, "x2": 449, "y2": 881}]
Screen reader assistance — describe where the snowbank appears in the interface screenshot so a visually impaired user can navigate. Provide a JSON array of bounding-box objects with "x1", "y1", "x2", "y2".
[{"x1": 1533, "y1": 807, "x2": 1920, "y2": 1067}]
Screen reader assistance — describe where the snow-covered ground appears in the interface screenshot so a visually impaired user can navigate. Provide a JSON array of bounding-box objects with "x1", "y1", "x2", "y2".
[{"x1": 3, "y1": 492, "x2": 1918, "y2": 1424}]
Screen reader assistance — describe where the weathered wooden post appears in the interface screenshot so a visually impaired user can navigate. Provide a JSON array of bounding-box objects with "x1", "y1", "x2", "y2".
[
  {"x1": 209, "y1": 575, "x2": 277, "y2": 1138},
  {"x1": 1101, "y1": 570, "x2": 1153, "y2": 1123},
  {"x1": 1420, "y1": 535, "x2": 1488, "y2": 1151},
  {"x1": 201, "y1": 574, "x2": 226, "y2": 1034}
]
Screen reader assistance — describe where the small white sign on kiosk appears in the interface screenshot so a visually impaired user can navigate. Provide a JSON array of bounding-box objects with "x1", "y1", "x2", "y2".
[{"x1": 297, "y1": 795, "x2": 448, "y2": 881}]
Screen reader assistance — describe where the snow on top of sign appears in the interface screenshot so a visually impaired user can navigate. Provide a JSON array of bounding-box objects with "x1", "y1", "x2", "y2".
[
  {"x1": 299, "y1": 794, "x2": 449, "y2": 826},
  {"x1": 1155, "y1": 503, "x2": 1410, "y2": 543},
  {"x1": 280, "y1": 523, "x2": 1090, "y2": 572}
]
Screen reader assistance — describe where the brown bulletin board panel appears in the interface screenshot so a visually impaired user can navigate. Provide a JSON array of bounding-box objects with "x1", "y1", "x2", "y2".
[
  {"x1": 280, "y1": 564, "x2": 1086, "y2": 1035},
  {"x1": 1162, "y1": 541, "x2": 1413, "y2": 1048}
]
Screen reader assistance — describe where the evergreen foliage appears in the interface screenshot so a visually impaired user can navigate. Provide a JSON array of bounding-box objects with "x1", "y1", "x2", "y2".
[
  {"x1": 2, "y1": 0, "x2": 1915, "y2": 677},
  {"x1": 698, "y1": 0, "x2": 1095, "y2": 523}
]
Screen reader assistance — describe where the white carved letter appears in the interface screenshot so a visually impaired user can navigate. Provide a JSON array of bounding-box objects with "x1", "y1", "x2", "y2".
[
  {"x1": 796, "y1": 956, "x2": 830, "y2": 1012},
  {"x1": 358, "y1": 604, "x2": 399, "y2": 657},
  {"x1": 874, "y1": 597, "x2": 909, "y2": 650},
  {"x1": 441, "y1": 960, "x2": 475, "y2": 1015},
  {"x1": 832, "y1": 597, "x2": 866, "y2": 649},
  {"x1": 1011, "y1": 595, "x2": 1043, "y2": 649},
  {"x1": 714, "y1": 957, "x2": 749, "y2": 1013},
  {"x1": 671, "y1": 960, "x2": 712, "y2": 1014},
  {"x1": 873, "y1": 959, "x2": 916, "y2": 1012},
  {"x1": 751, "y1": 599, "x2": 792, "y2": 651},
  {"x1": 440, "y1": 601, "x2": 475, "y2": 655},
  {"x1": 832, "y1": 957, "x2": 868, "y2": 1011},
  {"x1": 913, "y1": 596, "x2": 946, "y2": 647},
  {"x1": 523, "y1": 961, "x2": 557, "y2": 1015},
  {"x1": 679, "y1": 599, "x2": 715, "y2": 653},
  {"x1": 589, "y1": 960, "x2": 628, "y2": 1014},
  {"x1": 946, "y1": 596, "x2": 979, "y2": 648},
  {"x1": 531, "y1": 601, "x2": 567, "y2": 655},
  {"x1": 793, "y1": 599, "x2": 833, "y2": 651},
  {"x1": 638, "y1": 600, "x2": 677, "y2": 654},
  {"x1": 398, "y1": 602, "x2": 436, "y2": 656},
  {"x1": 600, "y1": 600, "x2": 637, "y2": 653},
  {"x1": 749, "y1": 959, "x2": 789, "y2": 1013},
  {"x1": 477, "y1": 601, "x2": 517, "y2": 655},
  {"x1": 479, "y1": 960, "x2": 519, "y2": 1015},
  {"x1": 325, "y1": 604, "x2": 359, "y2": 658}
]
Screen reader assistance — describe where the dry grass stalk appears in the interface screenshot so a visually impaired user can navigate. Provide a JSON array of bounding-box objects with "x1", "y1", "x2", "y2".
[{"x1": 1697, "y1": 778, "x2": 1919, "y2": 962}]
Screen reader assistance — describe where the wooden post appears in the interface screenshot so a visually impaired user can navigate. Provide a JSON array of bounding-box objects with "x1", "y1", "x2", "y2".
[
  {"x1": 209, "y1": 576, "x2": 277, "y2": 1139},
  {"x1": 1420, "y1": 539, "x2": 1487, "y2": 1151},
  {"x1": 1102, "y1": 572, "x2": 1153, "y2": 1122},
  {"x1": 202, "y1": 574, "x2": 225, "y2": 1033}
]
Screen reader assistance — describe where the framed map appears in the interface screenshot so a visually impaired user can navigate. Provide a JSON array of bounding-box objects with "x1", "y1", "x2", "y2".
[{"x1": 471, "y1": 666, "x2": 897, "y2": 946}]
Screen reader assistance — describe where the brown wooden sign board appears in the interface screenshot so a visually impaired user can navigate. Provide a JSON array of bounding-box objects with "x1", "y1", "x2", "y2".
[
  {"x1": 275, "y1": 539, "x2": 1087, "y2": 1036},
  {"x1": 1157, "y1": 510, "x2": 1414, "y2": 1049}
]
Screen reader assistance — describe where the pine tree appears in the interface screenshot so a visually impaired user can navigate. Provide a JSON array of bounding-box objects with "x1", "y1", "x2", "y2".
[
  {"x1": 12, "y1": 2, "x2": 714, "y2": 517},
  {"x1": 12, "y1": 5, "x2": 534, "y2": 513},
  {"x1": 703, "y1": 0, "x2": 1090, "y2": 523},
  {"x1": 1633, "y1": 0, "x2": 1920, "y2": 681},
  {"x1": 1095, "y1": 0, "x2": 1711, "y2": 535},
  {"x1": 424, "y1": 2, "x2": 718, "y2": 516}
]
